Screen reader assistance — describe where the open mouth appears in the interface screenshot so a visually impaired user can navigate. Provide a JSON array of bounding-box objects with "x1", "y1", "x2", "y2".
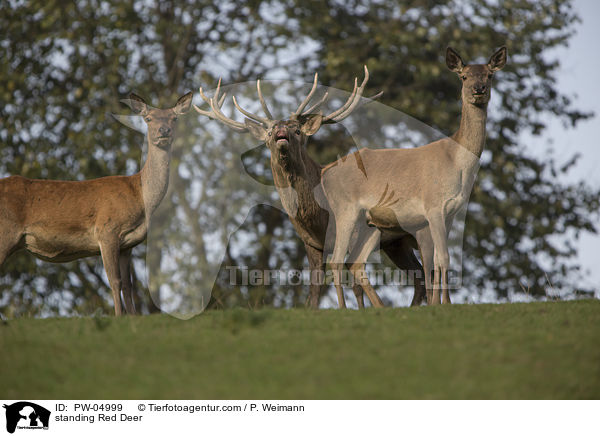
[
  {"x1": 275, "y1": 132, "x2": 289, "y2": 151},
  {"x1": 275, "y1": 132, "x2": 289, "y2": 145}
]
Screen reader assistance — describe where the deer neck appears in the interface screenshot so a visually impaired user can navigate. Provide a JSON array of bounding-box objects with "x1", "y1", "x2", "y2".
[
  {"x1": 451, "y1": 101, "x2": 488, "y2": 159},
  {"x1": 272, "y1": 146, "x2": 321, "y2": 189},
  {"x1": 270, "y1": 147, "x2": 322, "y2": 221},
  {"x1": 140, "y1": 136, "x2": 172, "y2": 219}
]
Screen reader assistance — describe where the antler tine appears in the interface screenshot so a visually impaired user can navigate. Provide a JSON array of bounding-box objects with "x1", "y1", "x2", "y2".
[
  {"x1": 194, "y1": 79, "x2": 247, "y2": 131},
  {"x1": 293, "y1": 72, "x2": 319, "y2": 117},
  {"x1": 218, "y1": 90, "x2": 226, "y2": 108},
  {"x1": 333, "y1": 65, "x2": 371, "y2": 119},
  {"x1": 256, "y1": 80, "x2": 274, "y2": 119},
  {"x1": 209, "y1": 96, "x2": 247, "y2": 131},
  {"x1": 193, "y1": 102, "x2": 246, "y2": 131},
  {"x1": 302, "y1": 91, "x2": 329, "y2": 115},
  {"x1": 198, "y1": 87, "x2": 211, "y2": 105},
  {"x1": 232, "y1": 95, "x2": 272, "y2": 126},
  {"x1": 196, "y1": 78, "x2": 276, "y2": 129},
  {"x1": 369, "y1": 91, "x2": 383, "y2": 101},
  {"x1": 194, "y1": 87, "x2": 217, "y2": 119},
  {"x1": 194, "y1": 80, "x2": 228, "y2": 120},
  {"x1": 193, "y1": 104, "x2": 214, "y2": 118},
  {"x1": 322, "y1": 77, "x2": 358, "y2": 123},
  {"x1": 323, "y1": 65, "x2": 377, "y2": 124},
  {"x1": 328, "y1": 90, "x2": 383, "y2": 118},
  {"x1": 196, "y1": 77, "x2": 224, "y2": 105}
]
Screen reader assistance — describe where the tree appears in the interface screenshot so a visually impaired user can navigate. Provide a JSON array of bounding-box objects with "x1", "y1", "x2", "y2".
[{"x1": 0, "y1": 0, "x2": 597, "y2": 316}]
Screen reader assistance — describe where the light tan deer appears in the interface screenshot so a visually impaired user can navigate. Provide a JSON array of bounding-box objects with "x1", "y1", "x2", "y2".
[
  {"x1": 321, "y1": 47, "x2": 507, "y2": 306},
  {"x1": 194, "y1": 69, "x2": 426, "y2": 308},
  {"x1": 0, "y1": 92, "x2": 193, "y2": 315}
]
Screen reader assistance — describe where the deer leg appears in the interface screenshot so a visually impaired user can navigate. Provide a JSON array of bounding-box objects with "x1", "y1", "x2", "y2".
[
  {"x1": 382, "y1": 237, "x2": 426, "y2": 306},
  {"x1": 330, "y1": 210, "x2": 361, "y2": 309},
  {"x1": 99, "y1": 238, "x2": 123, "y2": 316},
  {"x1": 404, "y1": 241, "x2": 427, "y2": 307},
  {"x1": 346, "y1": 259, "x2": 364, "y2": 309},
  {"x1": 305, "y1": 244, "x2": 325, "y2": 309},
  {"x1": 438, "y1": 270, "x2": 450, "y2": 304},
  {"x1": 352, "y1": 282, "x2": 365, "y2": 309},
  {"x1": 427, "y1": 213, "x2": 450, "y2": 305},
  {"x1": 443, "y1": 217, "x2": 454, "y2": 304},
  {"x1": 331, "y1": 263, "x2": 346, "y2": 309},
  {"x1": 119, "y1": 248, "x2": 136, "y2": 315},
  {"x1": 347, "y1": 227, "x2": 384, "y2": 308},
  {"x1": 415, "y1": 228, "x2": 434, "y2": 305}
]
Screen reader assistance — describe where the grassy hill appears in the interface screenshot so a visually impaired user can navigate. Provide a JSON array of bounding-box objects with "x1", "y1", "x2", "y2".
[{"x1": 1, "y1": 300, "x2": 599, "y2": 399}]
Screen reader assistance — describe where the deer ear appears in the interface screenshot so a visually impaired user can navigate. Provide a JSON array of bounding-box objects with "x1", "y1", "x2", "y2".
[
  {"x1": 174, "y1": 92, "x2": 193, "y2": 115},
  {"x1": 300, "y1": 114, "x2": 323, "y2": 136},
  {"x1": 128, "y1": 93, "x2": 148, "y2": 116},
  {"x1": 488, "y1": 46, "x2": 507, "y2": 72},
  {"x1": 446, "y1": 47, "x2": 465, "y2": 73},
  {"x1": 244, "y1": 118, "x2": 268, "y2": 141}
]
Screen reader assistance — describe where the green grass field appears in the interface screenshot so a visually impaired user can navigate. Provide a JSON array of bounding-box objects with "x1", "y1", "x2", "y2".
[{"x1": 1, "y1": 300, "x2": 599, "y2": 399}]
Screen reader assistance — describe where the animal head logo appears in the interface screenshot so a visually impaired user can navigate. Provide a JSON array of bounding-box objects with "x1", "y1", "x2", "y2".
[{"x1": 3, "y1": 402, "x2": 51, "y2": 434}]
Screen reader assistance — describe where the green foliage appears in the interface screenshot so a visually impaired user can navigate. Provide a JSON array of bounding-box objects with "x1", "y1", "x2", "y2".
[
  {"x1": 0, "y1": 0, "x2": 598, "y2": 315},
  {"x1": 1, "y1": 300, "x2": 599, "y2": 398}
]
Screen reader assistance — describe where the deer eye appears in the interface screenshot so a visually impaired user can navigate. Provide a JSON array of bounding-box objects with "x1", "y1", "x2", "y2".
[
  {"x1": 461, "y1": 75, "x2": 467, "y2": 81},
  {"x1": 487, "y1": 73, "x2": 493, "y2": 79},
  {"x1": 173, "y1": 117, "x2": 178, "y2": 122},
  {"x1": 295, "y1": 129, "x2": 301, "y2": 135},
  {"x1": 268, "y1": 131, "x2": 272, "y2": 136},
  {"x1": 145, "y1": 117, "x2": 152, "y2": 122}
]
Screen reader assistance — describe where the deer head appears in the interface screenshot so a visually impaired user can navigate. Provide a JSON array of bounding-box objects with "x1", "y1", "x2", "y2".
[
  {"x1": 244, "y1": 116, "x2": 323, "y2": 170},
  {"x1": 128, "y1": 92, "x2": 193, "y2": 149},
  {"x1": 194, "y1": 67, "x2": 381, "y2": 169},
  {"x1": 446, "y1": 46, "x2": 507, "y2": 106}
]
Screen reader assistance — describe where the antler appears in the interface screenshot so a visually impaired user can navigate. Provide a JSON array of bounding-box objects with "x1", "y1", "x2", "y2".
[
  {"x1": 195, "y1": 78, "x2": 277, "y2": 130},
  {"x1": 232, "y1": 80, "x2": 274, "y2": 126},
  {"x1": 302, "y1": 90, "x2": 329, "y2": 116},
  {"x1": 292, "y1": 73, "x2": 320, "y2": 118},
  {"x1": 321, "y1": 65, "x2": 382, "y2": 124},
  {"x1": 194, "y1": 78, "x2": 247, "y2": 132},
  {"x1": 195, "y1": 66, "x2": 381, "y2": 130}
]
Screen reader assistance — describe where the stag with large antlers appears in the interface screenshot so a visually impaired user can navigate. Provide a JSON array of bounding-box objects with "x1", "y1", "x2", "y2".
[
  {"x1": 321, "y1": 47, "x2": 507, "y2": 306},
  {"x1": 194, "y1": 68, "x2": 426, "y2": 308},
  {"x1": 0, "y1": 92, "x2": 192, "y2": 315}
]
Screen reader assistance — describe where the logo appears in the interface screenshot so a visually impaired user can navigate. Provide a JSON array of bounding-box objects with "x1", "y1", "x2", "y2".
[{"x1": 3, "y1": 402, "x2": 50, "y2": 434}]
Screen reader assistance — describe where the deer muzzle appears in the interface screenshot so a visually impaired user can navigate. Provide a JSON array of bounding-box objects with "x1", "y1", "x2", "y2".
[{"x1": 275, "y1": 129, "x2": 290, "y2": 151}]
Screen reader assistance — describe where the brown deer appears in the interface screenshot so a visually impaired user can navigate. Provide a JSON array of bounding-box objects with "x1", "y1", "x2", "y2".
[
  {"x1": 0, "y1": 92, "x2": 193, "y2": 315},
  {"x1": 194, "y1": 70, "x2": 426, "y2": 308},
  {"x1": 321, "y1": 47, "x2": 507, "y2": 306}
]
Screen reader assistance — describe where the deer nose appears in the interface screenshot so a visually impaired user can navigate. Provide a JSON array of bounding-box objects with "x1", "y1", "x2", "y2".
[
  {"x1": 474, "y1": 84, "x2": 486, "y2": 94},
  {"x1": 159, "y1": 126, "x2": 171, "y2": 136}
]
